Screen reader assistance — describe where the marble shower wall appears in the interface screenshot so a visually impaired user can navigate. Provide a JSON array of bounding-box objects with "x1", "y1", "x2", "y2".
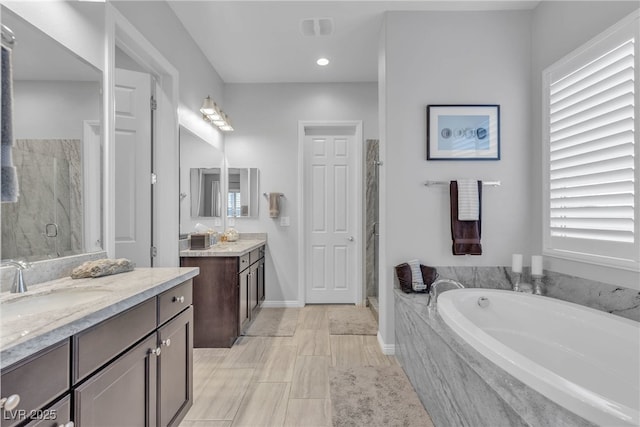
[
  {"x1": 365, "y1": 139, "x2": 379, "y2": 298},
  {"x1": 1, "y1": 139, "x2": 83, "y2": 261},
  {"x1": 431, "y1": 266, "x2": 639, "y2": 321}
]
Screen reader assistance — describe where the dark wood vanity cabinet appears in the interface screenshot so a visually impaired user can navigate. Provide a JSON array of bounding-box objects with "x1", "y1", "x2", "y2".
[
  {"x1": 73, "y1": 284, "x2": 193, "y2": 427},
  {"x1": 1, "y1": 279, "x2": 194, "y2": 427},
  {"x1": 74, "y1": 281, "x2": 193, "y2": 427},
  {"x1": 0, "y1": 340, "x2": 70, "y2": 427},
  {"x1": 182, "y1": 244, "x2": 265, "y2": 348}
]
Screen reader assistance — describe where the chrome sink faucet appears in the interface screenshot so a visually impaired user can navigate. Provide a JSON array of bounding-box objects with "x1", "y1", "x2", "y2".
[
  {"x1": 427, "y1": 278, "x2": 464, "y2": 310},
  {"x1": 1, "y1": 260, "x2": 31, "y2": 293}
]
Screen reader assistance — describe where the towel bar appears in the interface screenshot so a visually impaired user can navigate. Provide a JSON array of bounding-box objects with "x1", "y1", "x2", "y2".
[
  {"x1": 263, "y1": 192, "x2": 285, "y2": 198},
  {"x1": 424, "y1": 180, "x2": 501, "y2": 187}
]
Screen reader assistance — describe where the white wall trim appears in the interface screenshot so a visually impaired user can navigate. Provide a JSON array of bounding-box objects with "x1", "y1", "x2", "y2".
[
  {"x1": 377, "y1": 331, "x2": 395, "y2": 355},
  {"x1": 105, "y1": 4, "x2": 180, "y2": 266},
  {"x1": 82, "y1": 120, "x2": 102, "y2": 253},
  {"x1": 297, "y1": 120, "x2": 364, "y2": 307},
  {"x1": 261, "y1": 300, "x2": 305, "y2": 308}
]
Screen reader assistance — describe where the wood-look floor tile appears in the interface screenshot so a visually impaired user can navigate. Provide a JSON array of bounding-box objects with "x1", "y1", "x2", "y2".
[
  {"x1": 220, "y1": 337, "x2": 268, "y2": 368},
  {"x1": 179, "y1": 421, "x2": 232, "y2": 427},
  {"x1": 363, "y1": 335, "x2": 394, "y2": 366},
  {"x1": 254, "y1": 344, "x2": 297, "y2": 382},
  {"x1": 185, "y1": 368, "x2": 254, "y2": 421},
  {"x1": 231, "y1": 382, "x2": 290, "y2": 427},
  {"x1": 290, "y1": 355, "x2": 330, "y2": 399},
  {"x1": 298, "y1": 305, "x2": 328, "y2": 330},
  {"x1": 193, "y1": 350, "x2": 229, "y2": 394},
  {"x1": 330, "y1": 335, "x2": 365, "y2": 367},
  {"x1": 295, "y1": 329, "x2": 331, "y2": 356},
  {"x1": 284, "y1": 399, "x2": 332, "y2": 427}
]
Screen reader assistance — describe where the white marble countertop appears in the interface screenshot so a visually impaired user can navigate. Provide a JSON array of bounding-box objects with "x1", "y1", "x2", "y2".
[
  {"x1": 0, "y1": 267, "x2": 199, "y2": 369},
  {"x1": 180, "y1": 239, "x2": 266, "y2": 257}
]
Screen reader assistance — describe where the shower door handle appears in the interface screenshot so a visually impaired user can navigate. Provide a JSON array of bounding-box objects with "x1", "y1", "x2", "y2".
[{"x1": 45, "y1": 223, "x2": 58, "y2": 237}]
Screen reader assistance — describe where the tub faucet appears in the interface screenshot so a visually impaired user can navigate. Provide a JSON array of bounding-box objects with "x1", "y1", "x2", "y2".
[
  {"x1": 1, "y1": 260, "x2": 31, "y2": 293},
  {"x1": 427, "y1": 278, "x2": 464, "y2": 310}
]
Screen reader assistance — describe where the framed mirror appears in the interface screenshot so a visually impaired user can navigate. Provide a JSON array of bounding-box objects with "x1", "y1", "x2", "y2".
[
  {"x1": 179, "y1": 126, "x2": 224, "y2": 236},
  {"x1": 1, "y1": 7, "x2": 103, "y2": 262},
  {"x1": 227, "y1": 168, "x2": 259, "y2": 218}
]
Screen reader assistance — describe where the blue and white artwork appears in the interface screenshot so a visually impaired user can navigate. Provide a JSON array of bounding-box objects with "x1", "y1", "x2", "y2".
[{"x1": 438, "y1": 115, "x2": 490, "y2": 151}]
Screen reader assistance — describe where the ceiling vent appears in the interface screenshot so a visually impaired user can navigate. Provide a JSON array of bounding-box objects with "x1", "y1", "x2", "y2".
[{"x1": 300, "y1": 18, "x2": 333, "y2": 36}]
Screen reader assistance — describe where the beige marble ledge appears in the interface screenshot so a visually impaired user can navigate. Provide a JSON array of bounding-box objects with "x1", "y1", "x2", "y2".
[
  {"x1": 180, "y1": 239, "x2": 266, "y2": 257},
  {"x1": 0, "y1": 267, "x2": 199, "y2": 369}
]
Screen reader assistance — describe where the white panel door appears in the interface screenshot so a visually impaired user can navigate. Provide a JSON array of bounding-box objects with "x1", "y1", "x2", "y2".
[
  {"x1": 114, "y1": 68, "x2": 152, "y2": 267},
  {"x1": 305, "y1": 132, "x2": 357, "y2": 303}
]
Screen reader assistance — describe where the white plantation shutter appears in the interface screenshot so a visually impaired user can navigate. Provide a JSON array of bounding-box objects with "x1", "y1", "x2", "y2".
[{"x1": 543, "y1": 13, "x2": 639, "y2": 269}]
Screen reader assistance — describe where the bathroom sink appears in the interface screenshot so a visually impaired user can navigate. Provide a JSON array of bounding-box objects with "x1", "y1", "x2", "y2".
[{"x1": 0, "y1": 288, "x2": 112, "y2": 321}]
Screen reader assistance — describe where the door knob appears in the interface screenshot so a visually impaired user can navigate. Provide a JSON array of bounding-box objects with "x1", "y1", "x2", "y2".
[{"x1": 347, "y1": 236, "x2": 354, "y2": 242}]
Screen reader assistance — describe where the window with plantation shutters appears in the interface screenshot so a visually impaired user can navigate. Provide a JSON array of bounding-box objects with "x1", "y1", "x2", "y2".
[{"x1": 542, "y1": 12, "x2": 639, "y2": 270}]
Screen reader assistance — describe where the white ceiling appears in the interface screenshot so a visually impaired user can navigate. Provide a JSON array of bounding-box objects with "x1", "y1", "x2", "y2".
[{"x1": 168, "y1": 0, "x2": 540, "y2": 84}]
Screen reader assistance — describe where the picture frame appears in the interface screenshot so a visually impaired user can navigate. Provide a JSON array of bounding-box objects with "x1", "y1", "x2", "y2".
[{"x1": 426, "y1": 104, "x2": 500, "y2": 160}]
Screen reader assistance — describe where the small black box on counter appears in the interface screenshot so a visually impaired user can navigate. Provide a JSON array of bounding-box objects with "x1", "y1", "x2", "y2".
[{"x1": 190, "y1": 233, "x2": 211, "y2": 249}]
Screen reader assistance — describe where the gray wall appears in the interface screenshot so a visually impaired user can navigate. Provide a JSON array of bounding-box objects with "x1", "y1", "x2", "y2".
[
  {"x1": 224, "y1": 82, "x2": 378, "y2": 304},
  {"x1": 380, "y1": 10, "x2": 532, "y2": 347}
]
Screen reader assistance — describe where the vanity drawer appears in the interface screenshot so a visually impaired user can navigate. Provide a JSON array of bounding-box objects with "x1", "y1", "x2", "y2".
[
  {"x1": 249, "y1": 246, "x2": 264, "y2": 264},
  {"x1": 239, "y1": 253, "x2": 250, "y2": 272},
  {"x1": 1, "y1": 340, "x2": 70, "y2": 427},
  {"x1": 158, "y1": 279, "x2": 193, "y2": 325},
  {"x1": 73, "y1": 298, "x2": 156, "y2": 383}
]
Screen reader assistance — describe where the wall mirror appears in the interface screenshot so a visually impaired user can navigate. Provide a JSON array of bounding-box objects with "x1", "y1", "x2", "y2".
[
  {"x1": 1, "y1": 7, "x2": 103, "y2": 262},
  {"x1": 227, "y1": 168, "x2": 259, "y2": 218},
  {"x1": 179, "y1": 126, "x2": 224, "y2": 236},
  {"x1": 190, "y1": 168, "x2": 222, "y2": 218}
]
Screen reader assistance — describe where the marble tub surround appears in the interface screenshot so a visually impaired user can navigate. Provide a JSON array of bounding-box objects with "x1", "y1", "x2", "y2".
[
  {"x1": 0, "y1": 251, "x2": 106, "y2": 293},
  {"x1": 180, "y1": 236, "x2": 266, "y2": 257},
  {"x1": 394, "y1": 290, "x2": 596, "y2": 427},
  {"x1": 0, "y1": 266, "x2": 199, "y2": 369},
  {"x1": 430, "y1": 266, "x2": 639, "y2": 321},
  {"x1": 543, "y1": 270, "x2": 640, "y2": 322}
]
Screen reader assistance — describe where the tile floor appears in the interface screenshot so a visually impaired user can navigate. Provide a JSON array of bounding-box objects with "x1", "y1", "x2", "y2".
[{"x1": 179, "y1": 305, "x2": 405, "y2": 427}]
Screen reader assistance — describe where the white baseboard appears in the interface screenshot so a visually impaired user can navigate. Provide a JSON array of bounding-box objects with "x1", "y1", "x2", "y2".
[
  {"x1": 261, "y1": 300, "x2": 305, "y2": 308},
  {"x1": 377, "y1": 332, "x2": 395, "y2": 355}
]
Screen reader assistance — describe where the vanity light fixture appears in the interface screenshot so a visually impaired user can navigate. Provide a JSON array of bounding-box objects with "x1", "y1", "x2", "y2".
[
  {"x1": 200, "y1": 96, "x2": 233, "y2": 132},
  {"x1": 316, "y1": 57, "x2": 330, "y2": 66}
]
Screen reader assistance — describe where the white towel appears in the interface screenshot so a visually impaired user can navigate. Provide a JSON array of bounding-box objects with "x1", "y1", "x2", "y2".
[
  {"x1": 408, "y1": 259, "x2": 426, "y2": 291},
  {"x1": 457, "y1": 179, "x2": 480, "y2": 221}
]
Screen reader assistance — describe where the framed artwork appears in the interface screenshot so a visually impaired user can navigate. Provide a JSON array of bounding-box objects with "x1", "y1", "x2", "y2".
[{"x1": 426, "y1": 104, "x2": 500, "y2": 160}]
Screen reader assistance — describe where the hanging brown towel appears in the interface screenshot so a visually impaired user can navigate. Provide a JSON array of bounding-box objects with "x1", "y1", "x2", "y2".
[{"x1": 450, "y1": 181, "x2": 482, "y2": 255}]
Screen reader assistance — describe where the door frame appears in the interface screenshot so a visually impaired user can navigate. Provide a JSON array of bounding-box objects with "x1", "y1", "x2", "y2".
[
  {"x1": 105, "y1": 4, "x2": 180, "y2": 266},
  {"x1": 297, "y1": 121, "x2": 364, "y2": 307}
]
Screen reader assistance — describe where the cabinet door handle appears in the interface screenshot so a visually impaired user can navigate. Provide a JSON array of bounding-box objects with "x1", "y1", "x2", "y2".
[
  {"x1": 0, "y1": 394, "x2": 20, "y2": 411},
  {"x1": 150, "y1": 347, "x2": 162, "y2": 356},
  {"x1": 173, "y1": 296, "x2": 185, "y2": 303},
  {"x1": 161, "y1": 339, "x2": 171, "y2": 347}
]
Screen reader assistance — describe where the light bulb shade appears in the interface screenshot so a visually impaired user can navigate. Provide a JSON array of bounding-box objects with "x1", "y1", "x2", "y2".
[{"x1": 200, "y1": 96, "x2": 216, "y2": 115}]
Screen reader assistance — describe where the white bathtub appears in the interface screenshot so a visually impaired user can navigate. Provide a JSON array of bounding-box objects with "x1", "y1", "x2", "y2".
[{"x1": 437, "y1": 288, "x2": 640, "y2": 427}]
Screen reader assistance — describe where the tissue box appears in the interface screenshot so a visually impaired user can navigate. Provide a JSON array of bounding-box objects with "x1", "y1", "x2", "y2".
[{"x1": 190, "y1": 233, "x2": 211, "y2": 249}]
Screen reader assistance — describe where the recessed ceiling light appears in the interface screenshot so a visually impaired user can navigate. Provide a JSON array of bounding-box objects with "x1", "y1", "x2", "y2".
[{"x1": 316, "y1": 58, "x2": 330, "y2": 66}]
